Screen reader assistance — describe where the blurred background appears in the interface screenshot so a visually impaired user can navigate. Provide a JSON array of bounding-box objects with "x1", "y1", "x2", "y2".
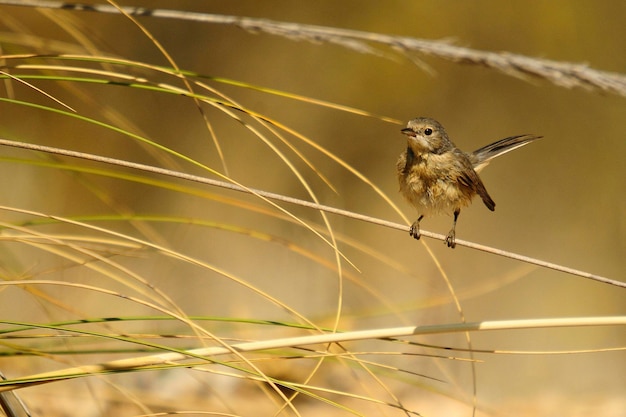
[{"x1": 0, "y1": 1, "x2": 624, "y2": 416}]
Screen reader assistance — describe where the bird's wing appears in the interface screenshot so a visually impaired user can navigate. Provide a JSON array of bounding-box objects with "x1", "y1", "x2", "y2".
[{"x1": 458, "y1": 165, "x2": 496, "y2": 211}]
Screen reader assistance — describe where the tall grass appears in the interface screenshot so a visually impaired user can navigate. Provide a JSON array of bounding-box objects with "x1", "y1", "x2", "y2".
[{"x1": 0, "y1": 2, "x2": 624, "y2": 416}]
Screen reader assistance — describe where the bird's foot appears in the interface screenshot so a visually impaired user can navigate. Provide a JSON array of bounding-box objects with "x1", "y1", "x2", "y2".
[
  {"x1": 409, "y1": 221, "x2": 421, "y2": 240},
  {"x1": 445, "y1": 229, "x2": 456, "y2": 248}
]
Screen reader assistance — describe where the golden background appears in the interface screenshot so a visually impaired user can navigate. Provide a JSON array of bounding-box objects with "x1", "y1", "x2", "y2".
[{"x1": 0, "y1": 1, "x2": 623, "y2": 416}]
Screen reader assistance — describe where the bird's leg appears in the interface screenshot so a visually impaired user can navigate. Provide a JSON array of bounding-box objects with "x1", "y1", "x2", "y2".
[
  {"x1": 446, "y1": 209, "x2": 460, "y2": 248},
  {"x1": 410, "y1": 215, "x2": 423, "y2": 240}
]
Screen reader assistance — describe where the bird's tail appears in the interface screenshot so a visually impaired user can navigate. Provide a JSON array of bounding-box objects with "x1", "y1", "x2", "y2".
[{"x1": 470, "y1": 134, "x2": 543, "y2": 172}]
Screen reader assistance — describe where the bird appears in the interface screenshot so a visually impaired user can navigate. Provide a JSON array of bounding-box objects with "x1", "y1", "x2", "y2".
[{"x1": 397, "y1": 117, "x2": 542, "y2": 248}]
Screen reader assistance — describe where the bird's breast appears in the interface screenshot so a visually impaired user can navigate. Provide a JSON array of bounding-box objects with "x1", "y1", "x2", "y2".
[{"x1": 397, "y1": 151, "x2": 475, "y2": 215}]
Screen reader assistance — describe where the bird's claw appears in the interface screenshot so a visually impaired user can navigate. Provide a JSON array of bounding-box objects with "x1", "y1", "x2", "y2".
[
  {"x1": 445, "y1": 229, "x2": 456, "y2": 248},
  {"x1": 409, "y1": 221, "x2": 421, "y2": 240}
]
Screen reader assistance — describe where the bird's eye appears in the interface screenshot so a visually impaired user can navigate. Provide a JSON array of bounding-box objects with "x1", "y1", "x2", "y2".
[{"x1": 424, "y1": 128, "x2": 433, "y2": 136}]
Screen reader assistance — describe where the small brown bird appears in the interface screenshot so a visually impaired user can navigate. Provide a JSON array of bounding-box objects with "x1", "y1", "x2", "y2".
[{"x1": 397, "y1": 117, "x2": 542, "y2": 248}]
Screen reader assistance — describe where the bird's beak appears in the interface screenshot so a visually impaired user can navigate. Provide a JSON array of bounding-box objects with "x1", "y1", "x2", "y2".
[{"x1": 401, "y1": 128, "x2": 415, "y2": 137}]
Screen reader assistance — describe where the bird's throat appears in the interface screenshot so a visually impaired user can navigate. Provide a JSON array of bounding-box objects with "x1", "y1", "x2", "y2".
[{"x1": 403, "y1": 146, "x2": 415, "y2": 174}]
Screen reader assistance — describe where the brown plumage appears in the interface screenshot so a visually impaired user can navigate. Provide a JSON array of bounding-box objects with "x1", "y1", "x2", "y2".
[{"x1": 397, "y1": 117, "x2": 542, "y2": 248}]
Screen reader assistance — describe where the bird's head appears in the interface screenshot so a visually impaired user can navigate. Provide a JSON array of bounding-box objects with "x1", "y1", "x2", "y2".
[{"x1": 401, "y1": 117, "x2": 453, "y2": 154}]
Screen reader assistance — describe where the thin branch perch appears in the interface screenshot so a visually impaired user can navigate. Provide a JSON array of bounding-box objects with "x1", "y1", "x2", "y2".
[{"x1": 0, "y1": 138, "x2": 622, "y2": 289}]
